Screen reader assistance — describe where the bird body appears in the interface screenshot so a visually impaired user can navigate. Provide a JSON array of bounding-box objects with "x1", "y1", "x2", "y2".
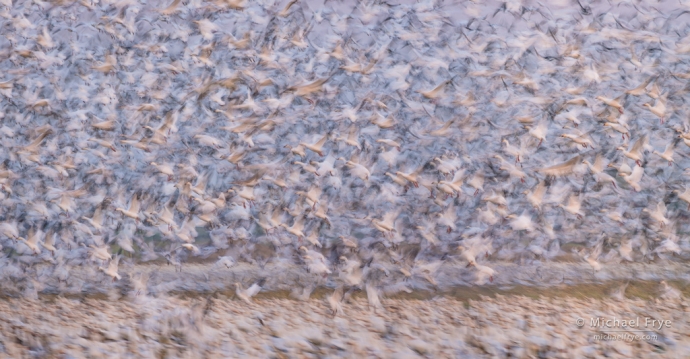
[
  {"x1": 596, "y1": 95, "x2": 624, "y2": 113},
  {"x1": 235, "y1": 281, "x2": 262, "y2": 303},
  {"x1": 560, "y1": 193, "x2": 584, "y2": 218},
  {"x1": 583, "y1": 155, "x2": 617, "y2": 188},
  {"x1": 438, "y1": 169, "x2": 465, "y2": 196},
  {"x1": 20, "y1": 229, "x2": 42, "y2": 254},
  {"x1": 507, "y1": 213, "x2": 534, "y2": 231},
  {"x1": 280, "y1": 215, "x2": 305, "y2": 240},
  {"x1": 620, "y1": 165, "x2": 644, "y2": 192},
  {"x1": 300, "y1": 134, "x2": 328, "y2": 156},
  {"x1": 617, "y1": 136, "x2": 650, "y2": 166},
  {"x1": 524, "y1": 181, "x2": 547, "y2": 209},
  {"x1": 674, "y1": 187, "x2": 690, "y2": 209},
  {"x1": 643, "y1": 98, "x2": 667, "y2": 123},
  {"x1": 537, "y1": 155, "x2": 581, "y2": 177},
  {"x1": 115, "y1": 195, "x2": 141, "y2": 220},
  {"x1": 99, "y1": 256, "x2": 121, "y2": 281},
  {"x1": 643, "y1": 202, "x2": 669, "y2": 227},
  {"x1": 652, "y1": 143, "x2": 675, "y2": 165}
]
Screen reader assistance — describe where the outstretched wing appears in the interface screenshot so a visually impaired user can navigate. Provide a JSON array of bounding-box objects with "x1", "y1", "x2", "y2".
[
  {"x1": 593, "y1": 154, "x2": 605, "y2": 172},
  {"x1": 128, "y1": 194, "x2": 140, "y2": 213},
  {"x1": 537, "y1": 155, "x2": 581, "y2": 177}
]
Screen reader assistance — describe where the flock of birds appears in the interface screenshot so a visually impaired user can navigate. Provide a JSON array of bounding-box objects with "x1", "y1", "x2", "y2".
[{"x1": 1, "y1": 0, "x2": 690, "y2": 308}]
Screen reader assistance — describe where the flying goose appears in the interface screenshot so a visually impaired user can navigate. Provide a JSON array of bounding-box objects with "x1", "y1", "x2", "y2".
[
  {"x1": 99, "y1": 255, "x2": 121, "y2": 281},
  {"x1": 617, "y1": 135, "x2": 650, "y2": 167},
  {"x1": 115, "y1": 194, "x2": 141, "y2": 221},
  {"x1": 300, "y1": 134, "x2": 329, "y2": 156},
  {"x1": 620, "y1": 165, "x2": 644, "y2": 192}
]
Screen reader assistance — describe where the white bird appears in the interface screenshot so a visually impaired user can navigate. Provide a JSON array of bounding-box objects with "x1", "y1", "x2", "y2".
[
  {"x1": 150, "y1": 162, "x2": 175, "y2": 180},
  {"x1": 115, "y1": 194, "x2": 141, "y2": 221},
  {"x1": 89, "y1": 244, "x2": 112, "y2": 262},
  {"x1": 654, "y1": 238, "x2": 681, "y2": 256},
  {"x1": 608, "y1": 161, "x2": 632, "y2": 176},
  {"x1": 81, "y1": 205, "x2": 107, "y2": 233},
  {"x1": 436, "y1": 206, "x2": 457, "y2": 233},
  {"x1": 300, "y1": 134, "x2": 328, "y2": 156},
  {"x1": 0, "y1": 221, "x2": 20, "y2": 240},
  {"x1": 506, "y1": 212, "x2": 534, "y2": 232},
  {"x1": 523, "y1": 181, "x2": 547, "y2": 210},
  {"x1": 304, "y1": 230, "x2": 322, "y2": 248},
  {"x1": 527, "y1": 122, "x2": 548, "y2": 147},
  {"x1": 280, "y1": 215, "x2": 306, "y2": 241},
  {"x1": 180, "y1": 243, "x2": 200, "y2": 254},
  {"x1": 643, "y1": 97, "x2": 667, "y2": 123},
  {"x1": 501, "y1": 138, "x2": 528, "y2": 163},
  {"x1": 234, "y1": 281, "x2": 262, "y2": 303},
  {"x1": 437, "y1": 169, "x2": 465, "y2": 197},
  {"x1": 20, "y1": 228, "x2": 42, "y2": 254},
  {"x1": 335, "y1": 127, "x2": 362, "y2": 150},
  {"x1": 303, "y1": 255, "x2": 332, "y2": 276},
  {"x1": 620, "y1": 165, "x2": 644, "y2": 192},
  {"x1": 674, "y1": 187, "x2": 690, "y2": 210},
  {"x1": 433, "y1": 156, "x2": 462, "y2": 176},
  {"x1": 416, "y1": 221, "x2": 440, "y2": 246},
  {"x1": 560, "y1": 129, "x2": 595, "y2": 149},
  {"x1": 468, "y1": 262, "x2": 496, "y2": 284},
  {"x1": 467, "y1": 171, "x2": 484, "y2": 196},
  {"x1": 559, "y1": 193, "x2": 584, "y2": 219},
  {"x1": 41, "y1": 231, "x2": 57, "y2": 255},
  {"x1": 583, "y1": 154, "x2": 617, "y2": 189},
  {"x1": 643, "y1": 201, "x2": 669, "y2": 227},
  {"x1": 328, "y1": 286, "x2": 344, "y2": 316},
  {"x1": 652, "y1": 142, "x2": 675, "y2": 166},
  {"x1": 617, "y1": 135, "x2": 650, "y2": 167},
  {"x1": 483, "y1": 190, "x2": 507, "y2": 207},
  {"x1": 596, "y1": 95, "x2": 624, "y2": 114},
  {"x1": 339, "y1": 153, "x2": 373, "y2": 181},
  {"x1": 494, "y1": 155, "x2": 526, "y2": 182},
  {"x1": 99, "y1": 256, "x2": 121, "y2": 281},
  {"x1": 216, "y1": 256, "x2": 236, "y2": 268}
]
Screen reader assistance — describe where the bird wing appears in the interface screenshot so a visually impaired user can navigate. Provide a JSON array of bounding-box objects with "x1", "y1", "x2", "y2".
[
  {"x1": 293, "y1": 215, "x2": 305, "y2": 232},
  {"x1": 614, "y1": 93, "x2": 626, "y2": 106},
  {"x1": 533, "y1": 181, "x2": 547, "y2": 198},
  {"x1": 664, "y1": 143, "x2": 675, "y2": 156},
  {"x1": 631, "y1": 135, "x2": 648, "y2": 154},
  {"x1": 271, "y1": 206, "x2": 284, "y2": 224},
  {"x1": 411, "y1": 162, "x2": 427, "y2": 178},
  {"x1": 246, "y1": 283, "x2": 261, "y2": 297},
  {"x1": 470, "y1": 171, "x2": 484, "y2": 187},
  {"x1": 442, "y1": 205, "x2": 456, "y2": 221},
  {"x1": 451, "y1": 168, "x2": 466, "y2": 184},
  {"x1": 628, "y1": 166, "x2": 644, "y2": 183},
  {"x1": 537, "y1": 155, "x2": 581, "y2": 177},
  {"x1": 234, "y1": 172, "x2": 262, "y2": 187},
  {"x1": 313, "y1": 134, "x2": 328, "y2": 149},
  {"x1": 109, "y1": 256, "x2": 120, "y2": 271},
  {"x1": 26, "y1": 228, "x2": 38, "y2": 245},
  {"x1": 593, "y1": 154, "x2": 605, "y2": 172},
  {"x1": 89, "y1": 205, "x2": 103, "y2": 224},
  {"x1": 347, "y1": 126, "x2": 358, "y2": 142},
  {"x1": 24, "y1": 128, "x2": 53, "y2": 152},
  {"x1": 382, "y1": 210, "x2": 400, "y2": 228},
  {"x1": 129, "y1": 195, "x2": 140, "y2": 213},
  {"x1": 43, "y1": 231, "x2": 54, "y2": 246},
  {"x1": 194, "y1": 171, "x2": 210, "y2": 192}
]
